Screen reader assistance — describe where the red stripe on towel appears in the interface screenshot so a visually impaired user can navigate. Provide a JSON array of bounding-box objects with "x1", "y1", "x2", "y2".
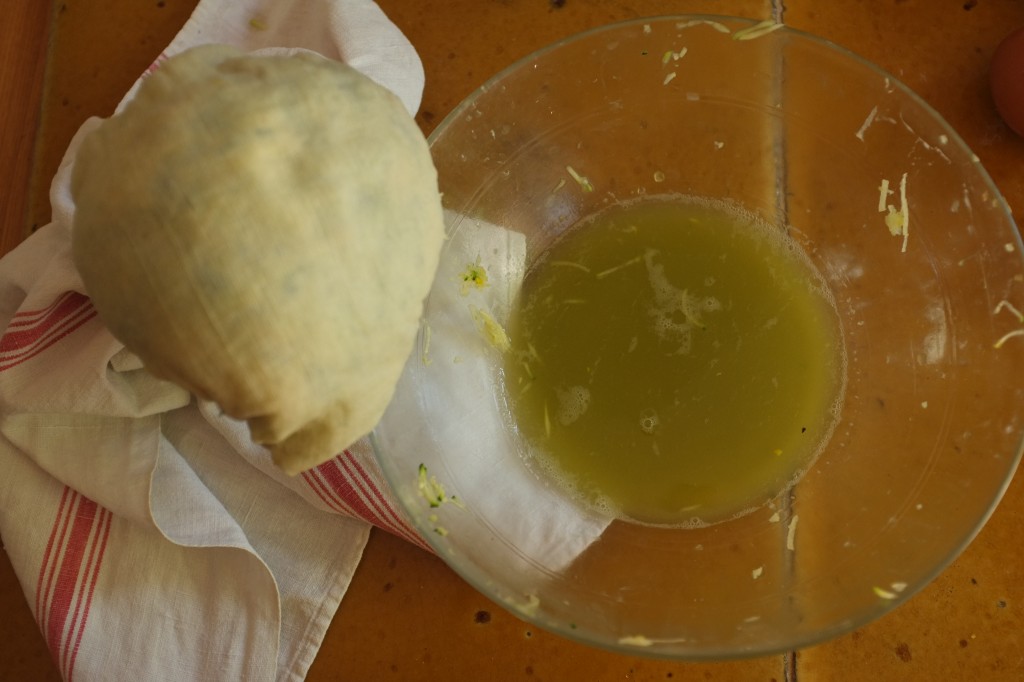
[
  {"x1": 309, "y1": 456, "x2": 429, "y2": 551},
  {"x1": 0, "y1": 293, "x2": 96, "y2": 372},
  {"x1": 35, "y1": 486, "x2": 73, "y2": 626},
  {"x1": 65, "y1": 507, "x2": 113, "y2": 682},
  {"x1": 44, "y1": 495, "x2": 97, "y2": 666},
  {"x1": 35, "y1": 490, "x2": 112, "y2": 680},
  {"x1": 336, "y1": 454, "x2": 426, "y2": 549}
]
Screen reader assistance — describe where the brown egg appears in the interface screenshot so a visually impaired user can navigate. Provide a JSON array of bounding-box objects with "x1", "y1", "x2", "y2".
[{"x1": 991, "y1": 26, "x2": 1024, "y2": 137}]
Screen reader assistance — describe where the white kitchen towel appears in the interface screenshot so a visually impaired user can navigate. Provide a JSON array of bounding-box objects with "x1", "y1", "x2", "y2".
[
  {"x1": 0, "y1": 1, "x2": 431, "y2": 680},
  {"x1": 376, "y1": 214, "x2": 611, "y2": 578}
]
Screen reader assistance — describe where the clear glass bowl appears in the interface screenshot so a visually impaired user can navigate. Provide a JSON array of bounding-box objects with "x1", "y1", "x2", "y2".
[{"x1": 372, "y1": 15, "x2": 1024, "y2": 658}]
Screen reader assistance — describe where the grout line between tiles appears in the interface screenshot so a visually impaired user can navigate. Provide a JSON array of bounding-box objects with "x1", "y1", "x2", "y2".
[
  {"x1": 770, "y1": 4, "x2": 799, "y2": 682},
  {"x1": 785, "y1": 649, "x2": 799, "y2": 681},
  {"x1": 772, "y1": 0, "x2": 787, "y2": 23}
]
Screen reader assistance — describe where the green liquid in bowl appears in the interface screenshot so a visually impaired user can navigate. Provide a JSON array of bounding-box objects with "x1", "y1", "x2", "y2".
[{"x1": 505, "y1": 197, "x2": 846, "y2": 526}]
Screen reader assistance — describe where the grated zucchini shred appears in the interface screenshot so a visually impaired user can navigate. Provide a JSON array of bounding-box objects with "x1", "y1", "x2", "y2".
[
  {"x1": 661, "y1": 47, "x2": 688, "y2": 64},
  {"x1": 566, "y1": 165, "x2": 595, "y2": 193},
  {"x1": 618, "y1": 635, "x2": 654, "y2": 647},
  {"x1": 879, "y1": 173, "x2": 909, "y2": 252},
  {"x1": 459, "y1": 261, "x2": 489, "y2": 295},
  {"x1": 416, "y1": 464, "x2": 465, "y2": 538},
  {"x1": 877, "y1": 179, "x2": 891, "y2": 213},
  {"x1": 856, "y1": 105, "x2": 879, "y2": 141},
  {"x1": 595, "y1": 255, "x2": 642, "y2": 280},
  {"x1": 873, "y1": 586, "x2": 897, "y2": 600},
  {"x1": 993, "y1": 300, "x2": 1024, "y2": 349},
  {"x1": 675, "y1": 19, "x2": 731, "y2": 33},
  {"x1": 417, "y1": 463, "x2": 447, "y2": 508},
  {"x1": 732, "y1": 20, "x2": 784, "y2": 41},
  {"x1": 550, "y1": 259, "x2": 592, "y2": 274},
  {"x1": 786, "y1": 515, "x2": 799, "y2": 550},
  {"x1": 470, "y1": 306, "x2": 511, "y2": 352}
]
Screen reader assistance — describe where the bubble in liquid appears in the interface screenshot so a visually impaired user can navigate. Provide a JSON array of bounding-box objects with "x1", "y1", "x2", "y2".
[
  {"x1": 639, "y1": 409, "x2": 660, "y2": 434},
  {"x1": 556, "y1": 385, "x2": 591, "y2": 425}
]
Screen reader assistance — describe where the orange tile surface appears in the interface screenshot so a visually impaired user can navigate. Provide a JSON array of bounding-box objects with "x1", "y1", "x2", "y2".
[{"x1": 2, "y1": 1, "x2": 1022, "y2": 680}]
